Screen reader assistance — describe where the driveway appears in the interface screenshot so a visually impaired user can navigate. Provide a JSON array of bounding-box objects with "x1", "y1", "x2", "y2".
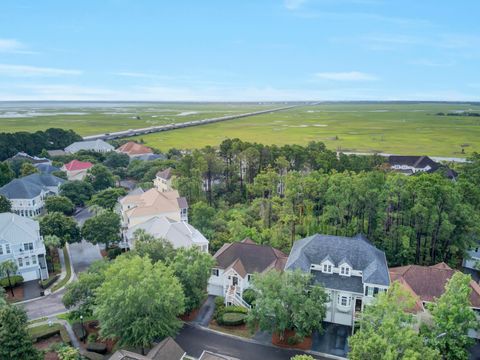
[
  {"x1": 22, "y1": 280, "x2": 43, "y2": 300},
  {"x1": 74, "y1": 207, "x2": 93, "y2": 226},
  {"x1": 69, "y1": 240, "x2": 102, "y2": 274},
  {"x1": 193, "y1": 295, "x2": 216, "y2": 327},
  {"x1": 175, "y1": 324, "x2": 329, "y2": 360},
  {"x1": 311, "y1": 323, "x2": 350, "y2": 358}
]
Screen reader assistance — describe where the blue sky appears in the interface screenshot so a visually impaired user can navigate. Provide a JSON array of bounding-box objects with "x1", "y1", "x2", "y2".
[{"x1": 0, "y1": 0, "x2": 479, "y2": 101}]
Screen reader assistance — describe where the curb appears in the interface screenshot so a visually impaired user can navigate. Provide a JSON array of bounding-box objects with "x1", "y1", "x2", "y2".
[{"x1": 186, "y1": 323, "x2": 347, "y2": 360}]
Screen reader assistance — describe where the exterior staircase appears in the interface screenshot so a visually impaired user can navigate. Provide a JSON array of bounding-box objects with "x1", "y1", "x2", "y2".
[{"x1": 225, "y1": 286, "x2": 251, "y2": 309}]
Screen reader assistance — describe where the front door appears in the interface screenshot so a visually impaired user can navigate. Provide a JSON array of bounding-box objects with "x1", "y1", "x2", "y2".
[{"x1": 232, "y1": 276, "x2": 238, "y2": 286}]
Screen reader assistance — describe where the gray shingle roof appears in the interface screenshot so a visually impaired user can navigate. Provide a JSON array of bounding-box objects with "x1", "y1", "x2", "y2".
[
  {"x1": 0, "y1": 173, "x2": 65, "y2": 199},
  {"x1": 64, "y1": 139, "x2": 114, "y2": 153},
  {"x1": 313, "y1": 271, "x2": 364, "y2": 293},
  {"x1": 285, "y1": 234, "x2": 390, "y2": 287},
  {"x1": 34, "y1": 163, "x2": 60, "y2": 174},
  {"x1": 388, "y1": 155, "x2": 438, "y2": 169}
]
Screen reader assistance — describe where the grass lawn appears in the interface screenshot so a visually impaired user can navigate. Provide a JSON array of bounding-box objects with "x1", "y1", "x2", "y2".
[
  {"x1": 0, "y1": 103, "x2": 272, "y2": 136},
  {"x1": 28, "y1": 317, "x2": 48, "y2": 326},
  {"x1": 131, "y1": 102, "x2": 480, "y2": 157},
  {"x1": 51, "y1": 247, "x2": 71, "y2": 292},
  {"x1": 28, "y1": 323, "x2": 71, "y2": 344}
]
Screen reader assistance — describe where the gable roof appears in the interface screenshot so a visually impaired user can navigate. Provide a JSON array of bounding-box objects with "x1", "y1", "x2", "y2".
[
  {"x1": 120, "y1": 189, "x2": 187, "y2": 218},
  {"x1": 34, "y1": 163, "x2": 60, "y2": 174},
  {"x1": 0, "y1": 173, "x2": 65, "y2": 199},
  {"x1": 8, "y1": 152, "x2": 50, "y2": 164},
  {"x1": 285, "y1": 234, "x2": 390, "y2": 287},
  {"x1": 109, "y1": 337, "x2": 185, "y2": 360},
  {"x1": 0, "y1": 212, "x2": 39, "y2": 244},
  {"x1": 65, "y1": 139, "x2": 114, "y2": 153},
  {"x1": 390, "y1": 263, "x2": 480, "y2": 309},
  {"x1": 156, "y1": 167, "x2": 173, "y2": 180},
  {"x1": 213, "y1": 238, "x2": 287, "y2": 276},
  {"x1": 127, "y1": 216, "x2": 208, "y2": 248},
  {"x1": 63, "y1": 159, "x2": 93, "y2": 171},
  {"x1": 388, "y1": 155, "x2": 438, "y2": 169},
  {"x1": 117, "y1": 141, "x2": 153, "y2": 156}
]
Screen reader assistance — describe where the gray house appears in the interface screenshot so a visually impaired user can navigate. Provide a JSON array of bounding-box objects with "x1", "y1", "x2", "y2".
[
  {"x1": 64, "y1": 139, "x2": 114, "y2": 154},
  {"x1": 285, "y1": 234, "x2": 390, "y2": 328},
  {"x1": 0, "y1": 212, "x2": 48, "y2": 281}
]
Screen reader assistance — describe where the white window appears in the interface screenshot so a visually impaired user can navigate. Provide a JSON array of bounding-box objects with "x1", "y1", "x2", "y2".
[
  {"x1": 32, "y1": 255, "x2": 37, "y2": 265},
  {"x1": 212, "y1": 269, "x2": 219, "y2": 276},
  {"x1": 322, "y1": 263, "x2": 333, "y2": 273},
  {"x1": 366, "y1": 286, "x2": 374, "y2": 297},
  {"x1": 18, "y1": 258, "x2": 23, "y2": 267},
  {"x1": 338, "y1": 294, "x2": 350, "y2": 307},
  {"x1": 25, "y1": 257, "x2": 30, "y2": 266},
  {"x1": 24, "y1": 242, "x2": 34, "y2": 251},
  {"x1": 0, "y1": 245, "x2": 3, "y2": 255},
  {"x1": 340, "y1": 266, "x2": 351, "y2": 276},
  {"x1": 5, "y1": 244, "x2": 10, "y2": 254}
]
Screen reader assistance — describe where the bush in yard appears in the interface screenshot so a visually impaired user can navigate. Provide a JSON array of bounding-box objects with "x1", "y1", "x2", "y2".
[
  {"x1": 57, "y1": 345, "x2": 80, "y2": 360},
  {"x1": 39, "y1": 275, "x2": 59, "y2": 289},
  {"x1": 87, "y1": 333, "x2": 98, "y2": 343},
  {"x1": 219, "y1": 312, "x2": 247, "y2": 326},
  {"x1": 291, "y1": 355, "x2": 315, "y2": 360},
  {"x1": 86, "y1": 342, "x2": 107, "y2": 354},
  {"x1": 223, "y1": 305, "x2": 248, "y2": 314},
  {"x1": 214, "y1": 297, "x2": 226, "y2": 320},
  {"x1": 242, "y1": 288, "x2": 256, "y2": 306},
  {"x1": 0, "y1": 274, "x2": 23, "y2": 287},
  {"x1": 107, "y1": 247, "x2": 122, "y2": 260}
]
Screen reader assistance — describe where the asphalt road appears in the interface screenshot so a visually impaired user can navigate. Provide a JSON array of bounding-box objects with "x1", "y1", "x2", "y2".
[
  {"x1": 21, "y1": 288, "x2": 67, "y2": 320},
  {"x1": 175, "y1": 324, "x2": 328, "y2": 360}
]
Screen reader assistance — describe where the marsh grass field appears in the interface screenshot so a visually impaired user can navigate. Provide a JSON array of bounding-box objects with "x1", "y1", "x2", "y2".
[{"x1": 1, "y1": 102, "x2": 479, "y2": 156}]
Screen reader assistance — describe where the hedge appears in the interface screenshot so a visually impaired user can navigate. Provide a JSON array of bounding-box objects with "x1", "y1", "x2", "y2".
[
  {"x1": 28, "y1": 323, "x2": 71, "y2": 345},
  {"x1": 86, "y1": 342, "x2": 107, "y2": 354},
  {"x1": 224, "y1": 305, "x2": 248, "y2": 314},
  {"x1": 40, "y1": 274, "x2": 59, "y2": 289},
  {"x1": 219, "y1": 312, "x2": 247, "y2": 326},
  {"x1": 0, "y1": 275, "x2": 23, "y2": 287},
  {"x1": 72, "y1": 322, "x2": 87, "y2": 341}
]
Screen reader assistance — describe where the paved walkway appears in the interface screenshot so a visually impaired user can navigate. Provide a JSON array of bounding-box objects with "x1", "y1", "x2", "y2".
[
  {"x1": 193, "y1": 295, "x2": 216, "y2": 327},
  {"x1": 175, "y1": 324, "x2": 331, "y2": 360}
]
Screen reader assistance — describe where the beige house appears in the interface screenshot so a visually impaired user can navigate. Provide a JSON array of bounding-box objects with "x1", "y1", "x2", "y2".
[
  {"x1": 119, "y1": 188, "x2": 188, "y2": 227},
  {"x1": 61, "y1": 160, "x2": 93, "y2": 181},
  {"x1": 154, "y1": 168, "x2": 174, "y2": 192}
]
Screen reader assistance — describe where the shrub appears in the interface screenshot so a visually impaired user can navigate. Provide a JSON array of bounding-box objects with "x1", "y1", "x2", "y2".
[
  {"x1": 224, "y1": 305, "x2": 248, "y2": 314},
  {"x1": 107, "y1": 247, "x2": 122, "y2": 260},
  {"x1": 215, "y1": 296, "x2": 225, "y2": 308},
  {"x1": 86, "y1": 342, "x2": 107, "y2": 354},
  {"x1": 57, "y1": 345, "x2": 79, "y2": 360},
  {"x1": 243, "y1": 288, "x2": 256, "y2": 306},
  {"x1": 214, "y1": 297, "x2": 226, "y2": 321},
  {"x1": 72, "y1": 322, "x2": 86, "y2": 341},
  {"x1": 40, "y1": 275, "x2": 59, "y2": 289},
  {"x1": 0, "y1": 275, "x2": 23, "y2": 287},
  {"x1": 87, "y1": 333, "x2": 98, "y2": 343},
  {"x1": 219, "y1": 312, "x2": 247, "y2": 326},
  {"x1": 287, "y1": 334, "x2": 302, "y2": 345}
]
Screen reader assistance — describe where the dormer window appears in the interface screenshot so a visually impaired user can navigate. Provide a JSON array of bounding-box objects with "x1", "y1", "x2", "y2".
[
  {"x1": 323, "y1": 264, "x2": 332, "y2": 273},
  {"x1": 339, "y1": 265, "x2": 351, "y2": 276}
]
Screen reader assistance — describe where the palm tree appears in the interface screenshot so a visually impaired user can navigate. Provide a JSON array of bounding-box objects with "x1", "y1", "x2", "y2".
[
  {"x1": 0, "y1": 260, "x2": 19, "y2": 297},
  {"x1": 43, "y1": 235, "x2": 61, "y2": 273}
]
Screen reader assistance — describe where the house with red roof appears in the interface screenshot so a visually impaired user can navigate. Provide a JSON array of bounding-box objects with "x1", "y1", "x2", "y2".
[
  {"x1": 390, "y1": 262, "x2": 480, "y2": 338},
  {"x1": 116, "y1": 141, "x2": 153, "y2": 158},
  {"x1": 61, "y1": 159, "x2": 93, "y2": 181},
  {"x1": 207, "y1": 238, "x2": 288, "y2": 308}
]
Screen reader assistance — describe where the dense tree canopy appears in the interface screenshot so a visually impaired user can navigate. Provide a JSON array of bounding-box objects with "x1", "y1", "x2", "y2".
[
  {"x1": 94, "y1": 255, "x2": 185, "y2": 353},
  {"x1": 60, "y1": 180, "x2": 95, "y2": 206},
  {"x1": 81, "y1": 210, "x2": 121, "y2": 249},
  {"x1": 88, "y1": 187, "x2": 126, "y2": 210},
  {"x1": 45, "y1": 195, "x2": 75, "y2": 215},
  {"x1": 39, "y1": 212, "x2": 81, "y2": 245},
  {"x1": 86, "y1": 164, "x2": 115, "y2": 191},
  {"x1": 19, "y1": 162, "x2": 38, "y2": 177},
  {"x1": 0, "y1": 195, "x2": 12, "y2": 213},
  {"x1": 131, "y1": 229, "x2": 175, "y2": 263},
  {"x1": 0, "y1": 162, "x2": 14, "y2": 186}
]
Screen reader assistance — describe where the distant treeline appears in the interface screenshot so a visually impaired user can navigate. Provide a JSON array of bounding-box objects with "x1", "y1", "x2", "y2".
[
  {"x1": 0, "y1": 128, "x2": 82, "y2": 161},
  {"x1": 436, "y1": 112, "x2": 480, "y2": 117}
]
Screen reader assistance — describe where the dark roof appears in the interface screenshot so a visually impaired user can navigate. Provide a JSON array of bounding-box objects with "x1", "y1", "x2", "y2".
[
  {"x1": 390, "y1": 263, "x2": 480, "y2": 308},
  {"x1": 388, "y1": 155, "x2": 438, "y2": 169},
  {"x1": 136, "y1": 153, "x2": 166, "y2": 161},
  {"x1": 176, "y1": 196, "x2": 188, "y2": 209},
  {"x1": 34, "y1": 163, "x2": 60, "y2": 174},
  {"x1": 156, "y1": 167, "x2": 173, "y2": 180},
  {"x1": 0, "y1": 173, "x2": 65, "y2": 199},
  {"x1": 286, "y1": 234, "x2": 390, "y2": 287},
  {"x1": 47, "y1": 149, "x2": 66, "y2": 157},
  {"x1": 8, "y1": 152, "x2": 50, "y2": 164},
  {"x1": 147, "y1": 337, "x2": 185, "y2": 360},
  {"x1": 313, "y1": 271, "x2": 364, "y2": 294},
  {"x1": 214, "y1": 238, "x2": 288, "y2": 275}
]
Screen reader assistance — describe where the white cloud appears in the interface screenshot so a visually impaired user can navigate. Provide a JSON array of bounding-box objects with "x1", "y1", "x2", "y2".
[
  {"x1": 0, "y1": 64, "x2": 82, "y2": 77},
  {"x1": 314, "y1": 71, "x2": 378, "y2": 81},
  {"x1": 284, "y1": 0, "x2": 307, "y2": 10},
  {"x1": 0, "y1": 39, "x2": 37, "y2": 54}
]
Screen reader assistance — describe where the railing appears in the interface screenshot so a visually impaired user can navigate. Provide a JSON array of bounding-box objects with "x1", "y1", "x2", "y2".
[{"x1": 225, "y1": 286, "x2": 251, "y2": 309}]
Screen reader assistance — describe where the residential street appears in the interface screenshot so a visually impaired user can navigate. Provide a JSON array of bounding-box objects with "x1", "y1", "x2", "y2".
[
  {"x1": 175, "y1": 324, "x2": 330, "y2": 360},
  {"x1": 21, "y1": 288, "x2": 67, "y2": 319}
]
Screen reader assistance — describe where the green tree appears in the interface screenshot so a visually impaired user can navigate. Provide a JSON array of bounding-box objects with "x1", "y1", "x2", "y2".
[
  {"x1": 0, "y1": 260, "x2": 18, "y2": 297},
  {"x1": 86, "y1": 164, "x2": 115, "y2": 191},
  {"x1": 428, "y1": 272, "x2": 478, "y2": 360},
  {"x1": 51, "y1": 170, "x2": 68, "y2": 180},
  {"x1": 62, "y1": 260, "x2": 109, "y2": 316},
  {"x1": 43, "y1": 235, "x2": 62, "y2": 273},
  {"x1": 103, "y1": 152, "x2": 130, "y2": 169},
  {"x1": 0, "y1": 162, "x2": 14, "y2": 187},
  {"x1": 45, "y1": 195, "x2": 75, "y2": 215},
  {"x1": 57, "y1": 345, "x2": 80, "y2": 360},
  {"x1": 40, "y1": 212, "x2": 81, "y2": 245},
  {"x1": 349, "y1": 282, "x2": 439, "y2": 360},
  {"x1": 290, "y1": 356, "x2": 315, "y2": 360},
  {"x1": 94, "y1": 255, "x2": 185, "y2": 354},
  {"x1": 248, "y1": 270, "x2": 328, "y2": 340},
  {"x1": 131, "y1": 229, "x2": 175, "y2": 263},
  {"x1": 88, "y1": 187, "x2": 126, "y2": 210},
  {"x1": 60, "y1": 180, "x2": 95, "y2": 206},
  {"x1": 168, "y1": 247, "x2": 215, "y2": 313},
  {"x1": 19, "y1": 162, "x2": 38, "y2": 177},
  {"x1": 81, "y1": 211, "x2": 121, "y2": 249},
  {"x1": 0, "y1": 304, "x2": 42, "y2": 360},
  {"x1": 0, "y1": 195, "x2": 12, "y2": 213}
]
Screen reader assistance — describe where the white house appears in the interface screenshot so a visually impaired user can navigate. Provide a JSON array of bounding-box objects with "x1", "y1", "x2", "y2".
[
  {"x1": 64, "y1": 139, "x2": 114, "y2": 154},
  {"x1": 285, "y1": 234, "x2": 390, "y2": 328},
  {"x1": 207, "y1": 238, "x2": 288, "y2": 308},
  {"x1": 0, "y1": 213, "x2": 49, "y2": 281},
  {"x1": 154, "y1": 168, "x2": 174, "y2": 192},
  {"x1": 387, "y1": 155, "x2": 439, "y2": 175},
  {"x1": 124, "y1": 216, "x2": 208, "y2": 252},
  {"x1": 0, "y1": 173, "x2": 65, "y2": 217}
]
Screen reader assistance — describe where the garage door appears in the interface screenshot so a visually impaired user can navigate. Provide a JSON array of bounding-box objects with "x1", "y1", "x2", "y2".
[
  {"x1": 21, "y1": 269, "x2": 39, "y2": 282},
  {"x1": 207, "y1": 284, "x2": 224, "y2": 297}
]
